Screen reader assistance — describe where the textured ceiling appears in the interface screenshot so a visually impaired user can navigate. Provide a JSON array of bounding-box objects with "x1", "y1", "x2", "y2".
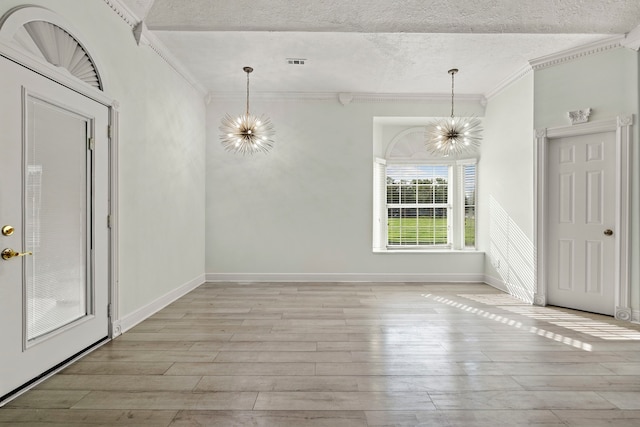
[
  {"x1": 134, "y1": 0, "x2": 640, "y2": 96},
  {"x1": 146, "y1": 0, "x2": 640, "y2": 33},
  {"x1": 153, "y1": 31, "x2": 609, "y2": 95},
  {"x1": 122, "y1": 0, "x2": 155, "y2": 21}
]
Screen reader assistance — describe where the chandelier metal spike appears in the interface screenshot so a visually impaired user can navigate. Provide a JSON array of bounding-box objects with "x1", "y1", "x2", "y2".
[
  {"x1": 425, "y1": 68, "x2": 482, "y2": 157},
  {"x1": 219, "y1": 66, "x2": 275, "y2": 155}
]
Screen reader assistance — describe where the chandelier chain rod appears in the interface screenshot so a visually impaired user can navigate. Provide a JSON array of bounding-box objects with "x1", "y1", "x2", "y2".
[
  {"x1": 450, "y1": 71, "x2": 455, "y2": 118},
  {"x1": 246, "y1": 70, "x2": 250, "y2": 115}
]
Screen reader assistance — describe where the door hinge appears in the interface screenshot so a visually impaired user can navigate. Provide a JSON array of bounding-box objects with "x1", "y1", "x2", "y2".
[
  {"x1": 107, "y1": 125, "x2": 112, "y2": 139},
  {"x1": 88, "y1": 137, "x2": 95, "y2": 151},
  {"x1": 107, "y1": 303, "x2": 112, "y2": 318},
  {"x1": 107, "y1": 214, "x2": 111, "y2": 229}
]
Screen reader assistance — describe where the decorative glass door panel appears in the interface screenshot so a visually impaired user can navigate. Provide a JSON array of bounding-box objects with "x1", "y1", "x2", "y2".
[{"x1": 25, "y1": 96, "x2": 93, "y2": 343}]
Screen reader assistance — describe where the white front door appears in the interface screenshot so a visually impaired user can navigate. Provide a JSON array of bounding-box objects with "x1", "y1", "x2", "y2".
[
  {"x1": 547, "y1": 131, "x2": 616, "y2": 315},
  {"x1": 0, "y1": 56, "x2": 109, "y2": 401}
]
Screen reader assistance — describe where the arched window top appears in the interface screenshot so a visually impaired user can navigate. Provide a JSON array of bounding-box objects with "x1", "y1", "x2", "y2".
[
  {"x1": 0, "y1": 6, "x2": 103, "y2": 90},
  {"x1": 385, "y1": 125, "x2": 480, "y2": 161},
  {"x1": 385, "y1": 127, "x2": 432, "y2": 161}
]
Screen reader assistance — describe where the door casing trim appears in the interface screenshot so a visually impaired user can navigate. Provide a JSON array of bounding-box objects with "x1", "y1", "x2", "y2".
[{"x1": 534, "y1": 115, "x2": 633, "y2": 320}]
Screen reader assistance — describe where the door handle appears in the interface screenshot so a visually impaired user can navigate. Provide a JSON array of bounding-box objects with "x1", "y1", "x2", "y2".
[
  {"x1": 604, "y1": 229, "x2": 614, "y2": 236},
  {"x1": 1, "y1": 248, "x2": 33, "y2": 260}
]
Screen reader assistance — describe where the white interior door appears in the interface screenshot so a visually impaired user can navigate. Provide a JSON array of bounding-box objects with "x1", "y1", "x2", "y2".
[
  {"x1": 0, "y1": 56, "x2": 109, "y2": 401},
  {"x1": 547, "y1": 131, "x2": 616, "y2": 315}
]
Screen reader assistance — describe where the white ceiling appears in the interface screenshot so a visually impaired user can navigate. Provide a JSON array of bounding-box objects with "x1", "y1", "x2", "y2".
[{"x1": 126, "y1": 0, "x2": 640, "y2": 96}]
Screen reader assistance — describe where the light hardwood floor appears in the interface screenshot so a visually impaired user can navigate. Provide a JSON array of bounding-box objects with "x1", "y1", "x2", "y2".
[{"x1": 2, "y1": 282, "x2": 640, "y2": 426}]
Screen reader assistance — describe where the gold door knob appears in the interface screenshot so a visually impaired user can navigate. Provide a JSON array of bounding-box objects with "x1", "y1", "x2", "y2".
[
  {"x1": 604, "y1": 229, "x2": 614, "y2": 236},
  {"x1": 1, "y1": 248, "x2": 33, "y2": 260},
  {"x1": 1, "y1": 225, "x2": 14, "y2": 236}
]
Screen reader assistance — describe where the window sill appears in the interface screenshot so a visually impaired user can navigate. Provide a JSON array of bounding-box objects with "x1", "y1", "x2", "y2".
[{"x1": 373, "y1": 248, "x2": 480, "y2": 254}]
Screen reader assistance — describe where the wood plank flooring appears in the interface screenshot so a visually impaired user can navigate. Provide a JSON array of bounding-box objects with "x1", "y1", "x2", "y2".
[{"x1": 2, "y1": 282, "x2": 640, "y2": 426}]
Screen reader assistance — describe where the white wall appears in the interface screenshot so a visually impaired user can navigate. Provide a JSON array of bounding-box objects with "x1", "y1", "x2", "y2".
[
  {"x1": 206, "y1": 97, "x2": 485, "y2": 281},
  {"x1": 637, "y1": 52, "x2": 640, "y2": 319},
  {"x1": 0, "y1": 0, "x2": 207, "y2": 319},
  {"x1": 534, "y1": 47, "x2": 640, "y2": 318},
  {"x1": 534, "y1": 49, "x2": 639, "y2": 127},
  {"x1": 478, "y1": 73, "x2": 536, "y2": 301}
]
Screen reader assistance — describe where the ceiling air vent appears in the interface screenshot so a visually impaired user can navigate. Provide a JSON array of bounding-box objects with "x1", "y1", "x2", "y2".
[{"x1": 287, "y1": 58, "x2": 306, "y2": 65}]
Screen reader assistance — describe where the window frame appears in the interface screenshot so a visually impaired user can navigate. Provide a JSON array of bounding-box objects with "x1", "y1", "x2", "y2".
[
  {"x1": 373, "y1": 158, "x2": 477, "y2": 252},
  {"x1": 385, "y1": 164, "x2": 452, "y2": 249},
  {"x1": 460, "y1": 161, "x2": 477, "y2": 249}
]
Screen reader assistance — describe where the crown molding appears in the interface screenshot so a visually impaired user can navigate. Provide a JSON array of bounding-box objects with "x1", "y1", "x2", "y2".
[
  {"x1": 529, "y1": 35, "x2": 625, "y2": 70},
  {"x1": 103, "y1": 0, "x2": 206, "y2": 96},
  {"x1": 484, "y1": 34, "x2": 630, "y2": 102},
  {"x1": 133, "y1": 22, "x2": 206, "y2": 95},
  {"x1": 223, "y1": 91, "x2": 336, "y2": 102},
  {"x1": 351, "y1": 92, "x2": 485, "y2": 105},
  {"x1": 622, "y1": 24, "x2": 640, "y2": 51},
  {"x1": 484, "y1": 64, "x2": 533, "y2": 101},
  {"x1": 208, "y1": 91, "x2": 486, "y2": 106},
  {"x1": 102, "y1": 0, "x2": 138, "y2": 28}
]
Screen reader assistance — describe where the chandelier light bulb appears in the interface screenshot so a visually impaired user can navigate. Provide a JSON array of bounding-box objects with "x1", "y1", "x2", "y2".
[{"x1": 219, "y1": 66, "x2": 275, "y2": 155}]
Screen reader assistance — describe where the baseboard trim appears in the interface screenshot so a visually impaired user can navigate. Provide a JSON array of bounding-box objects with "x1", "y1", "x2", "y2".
[
  {"x1": 483, "y1": 274, "x2": 509, "y2": 293},
  {"x1": 205, "y1": 273, "x2": 485, "y2": 283},
  {"x1": 633, "y1": 310, "x2": 640, "y2": 324},
  {"x1": 119, "y1": 274, "x2": 205, "y2": 334}
]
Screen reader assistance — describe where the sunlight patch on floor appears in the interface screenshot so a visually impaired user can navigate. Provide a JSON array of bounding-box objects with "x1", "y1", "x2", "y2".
[
  {"x1": 457, "y1": 294, "x2": 640, "y2": 341},
  {"x1": 424, "y1": 294, "x2": 592, "y2": 351}
]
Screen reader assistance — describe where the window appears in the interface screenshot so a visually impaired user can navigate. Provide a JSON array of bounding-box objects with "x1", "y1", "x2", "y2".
[
  {"x1": 373, "y1": 159, "x2": 476, "y2": 251},
  {"x1": 386, "y1": 165, "x2": 450, "y2": 247}
]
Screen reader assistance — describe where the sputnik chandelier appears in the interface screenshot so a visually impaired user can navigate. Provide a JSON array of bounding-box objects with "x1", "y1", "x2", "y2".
[
  {"x1": 220, "y1": 66, "x2": 275, "y2": 155},
  {"x1": 425, "y1": 68, "x2": 482, "y2": 157}
]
